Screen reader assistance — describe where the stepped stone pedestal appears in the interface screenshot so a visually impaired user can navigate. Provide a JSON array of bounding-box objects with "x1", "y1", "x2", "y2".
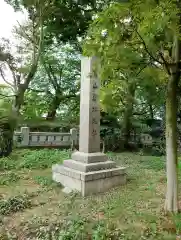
[{"x1": 52, "y1": 57, "x2": 126, "y2": 196}]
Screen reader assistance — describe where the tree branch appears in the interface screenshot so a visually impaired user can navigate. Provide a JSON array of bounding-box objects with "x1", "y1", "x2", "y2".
[
  {"x1": 16, "y1": 21, "x2": 35, "y2": 46},
  {"x1": 135, "y1": 63, "x2": 148, "y2": 77},
  {"x1": 135, "y1": 29, "x2": 163, "y2": 65},
  {"x1": 43, "y1": 62, "x2": 58, "y2": 90},
  {"x1": 27, "y1": 88, "x2": 45, "y2": 93},
  {"x1": 24, "y1": 8, "x2": 44, "y2": 90},
  {"x1": 0, "y1": 68, "x2": 15, "y2": 89},
  {"x1": 61, "y1": 94, "x2": 77, "y2": 101},
  {"x1": 158, "y1": 51, "x2": 171, "y2": 75},
  {"x1": 0, "y1": 93, "x2": 15, "y2": 98},
  {"x1": 28, "y1": 87, "x2": 53, "y2": 96},
  {"x1": 6, "y1": 63, "x2": 18, "y2": 88},
  {"x1": 133, "y1": 111, "x2": 148, "y2": 116}
]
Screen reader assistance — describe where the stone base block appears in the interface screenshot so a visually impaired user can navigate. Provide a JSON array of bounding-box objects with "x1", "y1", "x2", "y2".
[
  {"x1": 52, "y1": 164, "x2": 126, "y2": 196},
  {"x1": 63, "y1": 159, "x2": 116, "y2": 172},
  {"x1": 71, "y1": 151, "x2": 107, "y2": 163}
]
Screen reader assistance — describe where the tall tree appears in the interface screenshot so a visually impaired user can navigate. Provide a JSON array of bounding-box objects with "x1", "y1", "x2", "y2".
[
  {"x1": 84, "y1": 0, "x2": 181, "y2": 212},
  {"x1": 5, "y1": 0, "x2": 111, "y2": 45},
  {"x1": 23, "y1": 44, "x2": 80, "y2": 121},
  {"x1": 0, "y1": 0, "x2": 44, "y2": 116}
]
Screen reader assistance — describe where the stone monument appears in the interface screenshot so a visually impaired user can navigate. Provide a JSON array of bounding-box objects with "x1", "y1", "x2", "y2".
[{"x1": 52, "y1": 56, "x2": 126, "y2": 196}]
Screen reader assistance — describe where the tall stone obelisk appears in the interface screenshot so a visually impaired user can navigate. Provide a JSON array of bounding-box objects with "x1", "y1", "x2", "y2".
[{"x1": 52, "y1": 57, "x2": 126, "y2": 196}]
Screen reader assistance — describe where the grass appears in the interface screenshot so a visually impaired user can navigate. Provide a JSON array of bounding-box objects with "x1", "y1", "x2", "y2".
[
  {"x1": 0, "y1": 194, "x2": 32, "y2": 215},
  {"x1": 0, "y1": 149, "x2": 71, "y2": 170},
  {"x1": 0, "y1": 149, "x2": 181, "y2": 239},
  {"x1": 0, "y1": 172, "x2": 20, "y2": 185}
]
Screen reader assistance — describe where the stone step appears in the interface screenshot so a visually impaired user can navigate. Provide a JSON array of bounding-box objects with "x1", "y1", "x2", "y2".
[
  {"x1": 52, "y1": 164, "x2": 126, "y2": 182},
  {"x1": 52, "y1": 164, "x2": 127, "y2": 196},
  {"x1": 63, "y1": 159, "x2": 116, "y2": 172},
  {"x1": 71, "y1": 151, "x2": 107, "y2": 163}
]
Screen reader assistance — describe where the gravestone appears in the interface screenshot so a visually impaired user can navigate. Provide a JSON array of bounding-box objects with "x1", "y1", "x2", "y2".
[{"x1": 52, "y1": 56, "x2": 126, "y2": 196}]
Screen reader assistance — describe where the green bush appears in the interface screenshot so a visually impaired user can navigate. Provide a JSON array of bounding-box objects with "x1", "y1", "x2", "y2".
[
  {"x1": 92, "y1": 221, "x2": 123, "y2": 240},
  {"x1": 18, "y1": 149, "x2": 70, "y2": 169},
  {"x1": 27, "y1": 218, "x2": 123, "y2": 240},
  {"x1": 25, "y1": 217, "x2": 87, "y2": 240},
  {"x1": 179, "y1": 161, "x2": 181, "y2": 170},
  {"x1": 0, "y1": 157, "x2": 17, "y2": 171},
  {"x1": 0, "y1": 195, "x2": 32, "y2": 215},
  {"x1": 0, "y1": 149, "x2": 70, "y2": 171},
  {"x1": 0, "y1": 172, "x2": 20, "y2": 185},
  {"x1": 33, "y1": 176, "x2": 54, "y2": 187},
  {"x1": 139, "y1": 156, "x2": 165, "y2": 171}
]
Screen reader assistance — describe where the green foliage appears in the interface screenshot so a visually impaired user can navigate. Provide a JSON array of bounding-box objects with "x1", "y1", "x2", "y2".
[
  {"x1": 0, "y1": 172, "x2": 20, "y2": 185},
  {"x1": 0, "y1": 157, "x2": 17, "y2": 171},
  {"x1": 0, "y1": 149, "x2": 70, "y2": 171},
  {"x1": 0, "y1": 97, "x2": 16, "y2": 157},
  {"x1": 139, "y1": 156, "x2": 165, "y2": 171},
  {"x1": 24, "y1": 217, "x2": 124, "y2": 240},
  {"x1": 173, "y1": 214, "x2": 181, "y2": 235},
  {"x1": 23, "y1": 44, "x2": 80, "y2": 122},
  {"x1": 0, "y1": 195, "x2": 31, "y2": 215},
  {"x1": 33, "y1": 175, "x2": 54, "y2": 187},
  {"x1": 56, "y1": 218, "x2": 87, "y2": 239},
  {"x1": 18, "y1": 149, "x2": 69, "y2": 169},
  {"x1": 0, "y1": 152, "x2": 180, "y2": 239},
  {"x1": 21, "y1": 217, "x2": 87, "y2": 239},
  {"x1": 179, "y1": 161, "x2": 181, "y2": 169},
  {"x1": 82, "y1": 1, "x2": 167, "y2": 144},
  {"x1": 92, "y1": 221, "x2": 123, "y2": 240},
  {"x1": 6, "y1": 0, "x2": 110, "y2": 45}
]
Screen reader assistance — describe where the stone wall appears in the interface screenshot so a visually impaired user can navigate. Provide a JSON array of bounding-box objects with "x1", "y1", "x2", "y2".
[
  {"x1": 13, "y1": 127, "x2": 78, "y2": 148},
  {"x1": 13, "y1": 127, "x2": 153, "y2": 149}
]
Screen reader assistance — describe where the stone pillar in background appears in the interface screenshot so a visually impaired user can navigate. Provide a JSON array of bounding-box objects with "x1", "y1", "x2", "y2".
[
  {"x1": 21, "y1": 127, "x2": 30, "y2": 146},
  {"x1": 52, "y1": 56, "x2": 126, "y2": 196},
  {"x1": 70, "y1": 128, "x2": 77, "y2": 150}
]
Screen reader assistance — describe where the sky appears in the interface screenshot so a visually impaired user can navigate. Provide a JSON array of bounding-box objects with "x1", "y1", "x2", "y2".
[
  {"x1": 0, "y1": 0, "x2": 25, "y2": 84},
  {"x1": 0, "y1": 0, "x2": 24, "y2": 39}
]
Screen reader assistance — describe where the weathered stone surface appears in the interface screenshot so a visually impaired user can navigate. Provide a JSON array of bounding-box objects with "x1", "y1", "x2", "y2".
[
  {"x1": 63, "y1": 159, "x2": 115, "y2": 172},
  {"x1": 71, "y1": 151, "x2": 107, "y2": 163},
  {"x1": 53, "y1": 171, "x2": 82, "y2": 192},
  {"x1": 21, "y1": 127, "x2": 30, "y2": 146},
  {"x1": 52, "y1": 56, "x2": 127, "y2": 196},
  {"x1": 79, "y1": 57, "x2": 100, "y2": 153},
  {"x1": 52, "y1": 164, "x2": 126, "y2": 181},
  {"x1": 14, "y1": 127, "x2": 75, "y2": 148},
  {"x1": 52, "y1": 165, "x2": 127, "y2": 196},
  {"x1": 62, "y1": 187, "x2": 73, "y2": 194},
  {"x1": 82, "y1": 174, "x2": 126, "y2": 196}
]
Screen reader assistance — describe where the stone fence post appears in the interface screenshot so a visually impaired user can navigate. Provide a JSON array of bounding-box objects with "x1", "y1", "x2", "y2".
[
  {"x1": 70, "y1": 128, "x2": 77, "y2": 150},
  {"x1": 21, "y1": 127, "x2": 30, "y2": 146}
]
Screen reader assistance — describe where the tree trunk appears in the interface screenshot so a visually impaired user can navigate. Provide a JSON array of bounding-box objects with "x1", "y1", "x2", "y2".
[
  {"x1": 46, "y1": 93, "x2": 61, "y2": 121},
  {"x1": 0, "y1": 89, "x2": 23, "y2": 158},
  {"x1": 165, "y1": 80, "x2": 178, "y2": 213},
  {"x1": 0, "y1": 87, "x2": 26, "y2": 158},
  {"x1": 0, "y1": 122, "x2": 13, "y2": 157},
  {"x1": 123, "y1": 83, "x2": 136, "y2": 149},
  {"x1": 149, "y1": 104, "x2": 154, "y2": 119}
]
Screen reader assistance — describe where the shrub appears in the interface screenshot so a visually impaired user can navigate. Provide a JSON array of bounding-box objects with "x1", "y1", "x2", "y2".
[
  {"x1": 0, "y1": 195, "x2": 32, "y2": 215},
  {"x1": 0, "y1": 172, "x2": 20, "y2": 185},
  {"x1": 18, "y1": 149, "x2": 70, "y2": 169},
  {"x1": 92, "y1": 221, "x2": 124, "y2": 240},
  {"x1": 139, "y1": 156, "x2": 165, "y2": 171},
  {"x1": 33, "y1": 176, "x2": 54, "y2": 187},
  {"x1": 0, "y1": 157, "x2": 17, "y2": 171},
  {"x1": 0, "y1": 149, "x2": 70, "y2": 171},
  {"x1": 26, "y1": 217, "x2": 87, "y2": 240},
  {"x1": 31, "y1": 219, "x2": 125, "y2": 240}
]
